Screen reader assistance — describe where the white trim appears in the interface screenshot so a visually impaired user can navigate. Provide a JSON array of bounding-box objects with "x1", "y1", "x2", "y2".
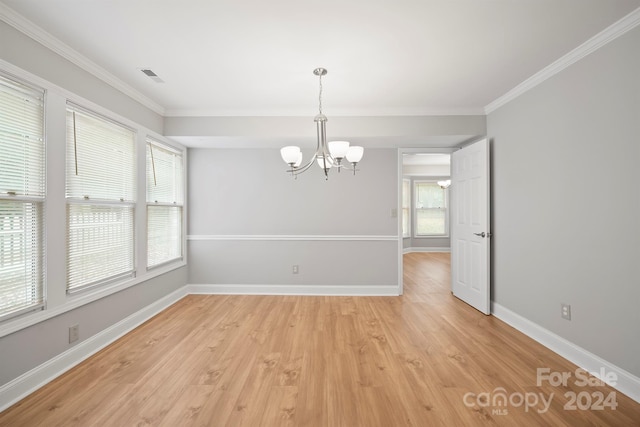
[
  {"x1": 491, "y1": 302, "x2": 640, "y2": 404},
  {"x1": 187, "y1": 284, "x2": 399, "y2": 296},
  {"x1": 403, "y1": 247, "x2": 451, "y2": 254},
  {"x1": 164, "y1": 107, "x2": 486, "y2": 117},
  {"x1": 0, "y1": 287, "x2": 187, "y2": 412},
  {"x1": 0, "y1": 261, "x2": 186, "y2": 338},
  {"x1": 485, "y1": 7, "x2": 640, "y2": 114},
  {"x1": 187, "y1": 234, "x2": 398, "y2": 242},
  {"x1": 398, "y1": 150, "x2": 405, "y2": 295},
  {"x1": 0, "y1": 3, "x2": 165, "y2": 115}
]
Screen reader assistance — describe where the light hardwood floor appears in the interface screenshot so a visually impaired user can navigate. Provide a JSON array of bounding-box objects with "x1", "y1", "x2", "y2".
[{"x1": 1, "y1": 252, "x2": 639, "y2": 426}]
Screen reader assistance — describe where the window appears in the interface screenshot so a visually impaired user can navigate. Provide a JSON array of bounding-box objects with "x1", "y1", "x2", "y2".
[
  {"x1": 0, "y1": 73, "x2": 45, "y2": 320},
  {"x1": 402, "y1": 179, "x2": 410, "y2": 238},
  {"x1": 65, "y1": 104, "x2": 136, "y2": 292},
  {"x1": 414, "y1": 181, "x2": 448, "y2": 236},
  {"x1": 146, "y1": 139, "x2": 184, "y2": 268}
]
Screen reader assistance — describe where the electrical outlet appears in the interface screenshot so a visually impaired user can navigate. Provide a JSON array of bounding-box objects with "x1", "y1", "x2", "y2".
[
  {"x1": 69, "y1": 324, "x2": 79, "y2": 343},
  {"x1": 561, "y1": 304, "x2": 571, "y2": 321},
  {"x1": 391, "y1": 208, "x2": 398, "y2": 218},
  {"x1": 292, "y1": 265, "x2": 299, "y2": 274}
]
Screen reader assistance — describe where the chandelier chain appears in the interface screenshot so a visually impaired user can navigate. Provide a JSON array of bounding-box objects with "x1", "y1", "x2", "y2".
[{"x1": 318, "y1": 73, "x2": 323, "y2": 114}]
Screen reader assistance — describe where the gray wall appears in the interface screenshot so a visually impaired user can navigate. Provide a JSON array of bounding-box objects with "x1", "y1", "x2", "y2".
[
  {"x1": 188, "y1": 148, "x2": 399, "y2": 288},
  {"x1": 0, "y1": 21, "x2": 186, "y2": 388},
  {"x1": 488, "y1": 25, "x2": 640, "y2": 377}
]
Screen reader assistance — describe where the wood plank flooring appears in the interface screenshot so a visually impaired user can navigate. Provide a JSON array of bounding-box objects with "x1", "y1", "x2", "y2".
[{"x1": 1, "y1": 252, "x2": 639, "y2": 426}]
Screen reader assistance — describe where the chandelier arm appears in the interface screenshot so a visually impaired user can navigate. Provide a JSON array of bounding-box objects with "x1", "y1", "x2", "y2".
[
  {"x1": 337, "y1": 162, "x2": 360, "y2": 176},
  {"x1": 286, "y1": 156, "x2": 317, "y2": 175},
  {"x1": 321, "y1": 156, "x2": 329, "y2": 179},
  {"x1": 316, "y1": 114, "x2": 331, "y2": 179},
  {"x1": 316, "y1": 119, "x2": 325, "y2": 152}
]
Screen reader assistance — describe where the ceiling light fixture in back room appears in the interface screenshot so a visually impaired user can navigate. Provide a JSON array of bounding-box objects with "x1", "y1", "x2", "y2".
[{"x1": 280, "y1": 68, "x2": 364, "y2": 180}]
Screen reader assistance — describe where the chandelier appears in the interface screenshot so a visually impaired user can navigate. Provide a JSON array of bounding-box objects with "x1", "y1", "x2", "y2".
[{"x1": 280, "y1": 68, "x2": 364, "y2": 179}]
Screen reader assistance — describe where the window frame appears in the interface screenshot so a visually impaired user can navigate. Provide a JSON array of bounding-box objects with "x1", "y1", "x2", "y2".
[
  {"x1": 146, "y1": 138, "x2": 185, "y2": 270},
  {"x1": 413, "y1": 179, "x2": 449, "y2": 238},
  {"x1": 402, "y1": 178, "x2": 411, "y2": 238},
  {"x1": 0, "y1": 71, "x2": 46, "y2": 322},
  {"x1": 65, "y1": 103, "x2": 137, "y2": 294}
]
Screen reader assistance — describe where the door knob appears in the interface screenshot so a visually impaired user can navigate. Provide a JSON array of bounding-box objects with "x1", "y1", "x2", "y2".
[{"x1": 474, "y1": 232, "x2": 486, "y2": 238}]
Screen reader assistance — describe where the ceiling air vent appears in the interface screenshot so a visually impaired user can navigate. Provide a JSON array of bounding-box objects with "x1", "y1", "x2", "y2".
[{"x1": 140, "y1": 68, "x2": 164, "y2": 83}]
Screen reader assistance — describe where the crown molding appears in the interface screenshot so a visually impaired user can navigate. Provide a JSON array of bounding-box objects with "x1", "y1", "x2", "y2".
[
  {"x1": 484, "y1": 6, "x2": 640, "y2": 114},
  {"x1": 164, "y1": 107, "x2": 486, "y2": 117},
  {"x1": 0, "y1": 3, "x2": 165, "y2": 116}
]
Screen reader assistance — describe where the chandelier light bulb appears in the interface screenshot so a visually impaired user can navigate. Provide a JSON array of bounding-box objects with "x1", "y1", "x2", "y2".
[
  {"x1": 280, "y1": 146, "x2": 301, "y2": 165},
  {"x1": 316, "y1": 155, "x2": 334, "y2": 170},
  {"x1": 346, "y1": 146, "x2": 364, "y2": 163},
  {"x1": 328, "y1": 140, "x2": 350, "y2": 159}
]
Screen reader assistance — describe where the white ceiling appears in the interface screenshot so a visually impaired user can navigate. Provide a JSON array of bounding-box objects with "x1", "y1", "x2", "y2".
[{"x1": 2, "y1": 0, "x2": 639, "y2": 118}]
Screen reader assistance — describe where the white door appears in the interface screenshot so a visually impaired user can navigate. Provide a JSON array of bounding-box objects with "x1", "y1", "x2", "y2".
[{"x1": 451, "y1": 139, "x2": 490, "y2": 314}]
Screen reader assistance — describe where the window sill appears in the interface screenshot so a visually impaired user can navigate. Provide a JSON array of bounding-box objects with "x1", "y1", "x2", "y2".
[{"x1": 0, "y1": 260, "x2": 186, "y2": 338}]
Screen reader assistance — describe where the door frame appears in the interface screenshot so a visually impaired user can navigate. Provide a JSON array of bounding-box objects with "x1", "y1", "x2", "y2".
[{"x1": 397, "y1": 147, "x2": 456, "y2": 295}]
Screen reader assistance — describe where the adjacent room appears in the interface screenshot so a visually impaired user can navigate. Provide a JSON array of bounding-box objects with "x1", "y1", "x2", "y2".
[{"x1": 1, "y1": 1, "x2": 640, "y2": 425}]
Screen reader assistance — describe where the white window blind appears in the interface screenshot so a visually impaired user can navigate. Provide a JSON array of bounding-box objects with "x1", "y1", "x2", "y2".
[
  {"x1": 146, "y1": 139, "x2": 183, "y2": 268},
  {"x1": 0, "y1": 73, "x2": 45, "y2": 320},
  {"x1": 415, "y1": 181, "x2": 448, "y2": 236},
  {"x1": 67, "y1": 204, "x2": 134, "y2": 289},
  {"x1": 66, "y1": 105, "x2": 136, "y2": 201},
  {"x1": 66, "y1": 104, "x2": 136, "y2": 292}
]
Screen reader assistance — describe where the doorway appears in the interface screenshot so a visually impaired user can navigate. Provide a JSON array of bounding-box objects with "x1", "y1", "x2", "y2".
[
  {"x1": 397, "y1": 149, "x2": 454, "y2": 295},
  {"x1": 398, "y1": 140, "x2": 491, "y2": 314}
]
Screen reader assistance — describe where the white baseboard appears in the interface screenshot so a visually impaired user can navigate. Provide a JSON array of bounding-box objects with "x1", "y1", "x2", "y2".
[
  {"x1": 0, "y1": 287, "x2": 188, "y2": 412},
  {"x1": 491, "y1": 302, "x2": 640, "y2": 404},
  {"x1": 187, "y1": 284, "x2": 399, "y2": 296},
  {"x1": 403, "y1": 247, "x2": 451, "y2": 254}
]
